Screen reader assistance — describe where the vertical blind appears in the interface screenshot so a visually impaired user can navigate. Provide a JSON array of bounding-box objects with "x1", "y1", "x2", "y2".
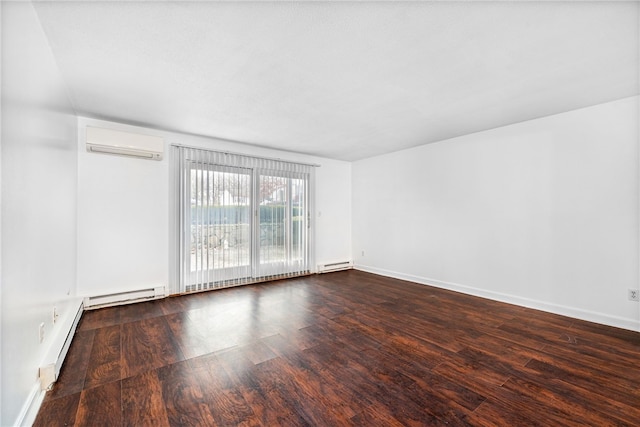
[{"x1": 172, "y1": 145, "x2": 315, "y2": 293}]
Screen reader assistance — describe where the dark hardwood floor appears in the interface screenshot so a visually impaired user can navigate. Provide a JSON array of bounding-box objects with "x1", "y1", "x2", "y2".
[{"x1": 35, "y1": 270, "x2": 640, "y2": 426}]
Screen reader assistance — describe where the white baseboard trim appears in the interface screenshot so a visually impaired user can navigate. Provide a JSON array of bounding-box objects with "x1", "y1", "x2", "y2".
[
  {"x1": 14, "y1": 382, "x2": 45, "y2": 427},
  {"x1": 39, "y1": 299, "x2": 84, "y2": 391},
  {"x1": 354, "y1": 264, "x2": 640, "y2": 333},
  {"x1": 15, "y1": 297, "x2": 84, "y2": 426}
]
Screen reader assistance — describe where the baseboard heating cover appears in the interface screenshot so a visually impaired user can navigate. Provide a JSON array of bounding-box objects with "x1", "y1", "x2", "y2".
[
  {"x1": 83, "y1": 285, "x2": 166, "y2": 310},
  {"x1": 317, "y1": 260, "x2": 353, "y2": 273},
  {"x1": 39, "y1": 299, "x2": 84, "y2": 391}
]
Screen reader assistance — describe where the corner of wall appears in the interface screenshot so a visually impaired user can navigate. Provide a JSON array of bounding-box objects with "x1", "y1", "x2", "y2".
[
  {"x1": 636, "y1": 2, "x2": 640, "y2": 332},
  {"x1": 1, "y1": 2, "x2": 79, "y2": 424}
]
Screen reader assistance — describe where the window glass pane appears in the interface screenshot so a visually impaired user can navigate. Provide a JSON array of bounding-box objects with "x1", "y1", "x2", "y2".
[
  {"x1": 189, "y1": 165, "x2": 252, "y2": 288},
  {"x1": 259, "y1": 175, "x2": 288, "y2": 265}
]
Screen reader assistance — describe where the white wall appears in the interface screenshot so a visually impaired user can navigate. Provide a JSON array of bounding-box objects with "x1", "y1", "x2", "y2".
[
  {"x1": 353, "y1": 96, "x2": 640, "y2": 332},
  {"x1": 77, "y1": 117, "x2": 351, "y2": 297},
  {"x1": 77, "y1": 120, "x2": 168, "y2": 296},
  {"x1": 1, "y1": 2, "x2": 79, "y2": 425},
  {"x1": 0, "y1": 4, "x2": 3, "y2": 421},
  {"x1": 314, "y1": 159, "x2": 352, "y2": 266}
]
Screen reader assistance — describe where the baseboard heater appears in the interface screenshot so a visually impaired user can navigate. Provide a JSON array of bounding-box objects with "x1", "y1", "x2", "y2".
[
  {"x1": 83, "y1": 285, "x2": 167, "y2": 310},
  {"x1": 39, "y1": 299, "x2": 84, "y2": 391},
  {"x1": 317, "y1": 261, "x2": 353, "y2": 273}
]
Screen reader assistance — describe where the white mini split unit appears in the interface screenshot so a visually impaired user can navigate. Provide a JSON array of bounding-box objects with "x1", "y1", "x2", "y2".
[{"x1": 86, "y1": 126, "x2": 164, "y2": 160}]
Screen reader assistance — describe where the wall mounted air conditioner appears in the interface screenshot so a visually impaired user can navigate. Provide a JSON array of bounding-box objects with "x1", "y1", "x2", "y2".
[{"x1": 86, "y1": 126, "x2": 164, "y2": 160}]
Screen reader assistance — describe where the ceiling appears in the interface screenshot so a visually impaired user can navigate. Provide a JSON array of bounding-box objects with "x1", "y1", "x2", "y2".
[{"x1": 32, "y1": 1, "x2": 639, "y2": 161}]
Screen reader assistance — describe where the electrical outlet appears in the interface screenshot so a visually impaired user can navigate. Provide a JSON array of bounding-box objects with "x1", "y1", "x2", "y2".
[
  {"x1": 629, "y1": 289, "x2": 639, "y2": 302},
  {"x1": 361, "y1": 250, "x2": 365, "y2": 257},
  {"x1": 39, "y1": 323, "x2": 45, "y2": 343},
  {"x1": 53, "y1": 306, "x2": 59, "y2": 324}
]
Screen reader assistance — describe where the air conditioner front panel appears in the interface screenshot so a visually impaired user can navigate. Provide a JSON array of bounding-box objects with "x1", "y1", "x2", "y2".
[{"x1": 86, "y1": 126, "x2": 164, "y2": 160}]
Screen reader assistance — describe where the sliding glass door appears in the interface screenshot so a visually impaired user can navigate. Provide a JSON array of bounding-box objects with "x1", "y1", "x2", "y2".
[
  {"x1": 174, "y1": 146, "x2": 314, "y2": 293},
  {"x1": 188, "y1": 164, "x2": 251, "y2": 291},
  {"x1": 256, "y1": 172, "x2": 309, "y2": 278}
]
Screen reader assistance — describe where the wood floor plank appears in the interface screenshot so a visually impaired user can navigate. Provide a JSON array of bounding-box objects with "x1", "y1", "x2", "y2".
[
  {"x1": 363, "y1": 360, "x2": 472, "y2": 425},
  {"x1": 455, "y1": 332, "x2": 541, "y2": 366},
  {"x1": 167, "y1": 304, "x2": 265, "y2": 357},
  {"x1": 348, "y1": 405, "x2": 405, "y2": 427},
  {"x1": 521, "y1": 374, "x2": 640, "y2": 426},
  {"x1": 457, "y1": 343, "x2": 640, "y2": 426},
  {"x1": 465, "y1": 400, "x2": 548, "y2": 427},
  {"x1": 75, "y1": 380, "x2": 122, "y2": 426},
  {"x1": 251, "y1": 356, "x2": 353, "y2": 425},
  {"x1": 291, "y1": 353, "x2": 361, "y2": 421},
  {"x1": 538, "y1": 340, "x2": 640, "y2": 382},
  {"x1": 564, "y1": 325, "x2": 640, "y2": 367},
  {"x1": 156, "y1": 360, "x2": 217, "y2": 426},
  {"x1": 485, "y1": 381, "x2": 601, "y2": 427},
  {"x1": 122, "y1": 370, "x2": 170, "y2": 427},
  {"x1": 525, "y1": 357, "x2": 640, "y2": 409},
  {"x1": 164, "y1": 311, "x2": 216, "y2": 359},
  {"x1": 33, "y1": 392, "x2": 80, "y2": 427},
  {"x1": 118, "y1": 299, "x2": 166, "y2": 324},
  {"x1": 121, "y1": 316, "x2": 185, "y2": 379},
  {"x1": 265, "y1": 327, "x2": 318, "y2": 353},
  {"x1": 84, "y1": 324, "x2": 121, "y2": 390},
  {"x1": 501, "y1": 374, "x2": 634, "y2": 426},
  {"x1": 476, "y1": 321, "x2": 549, "y2": 351},
  {"x1": 432, "y1": 351, "x2": 513, "y2": 394},
  {"x1": 569, "y1": 317, "x2": 640, "y2": 344},
  {"x1": 236, "y1": 358, "x2": 312, "y2": 426},
  {"x1": 214, "y1": 346, "x2": 262, "y2": 388},
  {"x1": 497, "y1": 316, "x2": 577, "y2": 348},
  {"x1": 77, "y1": 306, "x2": 121, "y2": 331},
  {"x1": 190, "y1": 354, "x2": 261, "y2": 426},
  {"x1": 309, "y1": 339, "x2": 457, "y2": 425},
  {"x1": 35, "y1": 270, "x2": 640, "y2": 426},
  {"x1": 44, "y1": 329, "x2": 95, "y2": 401},
  {"x1": 338, "y1": 304, "x2": 468, "y2": 353},
  {"x1": 212, "y1": 345, "x2": 310, "y2": 426},
  {"x1": 241, "y1": 340, "x2": 279, "y2": 365}
]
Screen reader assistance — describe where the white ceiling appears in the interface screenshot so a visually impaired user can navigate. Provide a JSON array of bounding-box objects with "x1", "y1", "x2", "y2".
[{"x1": 33, "y1": 1, "x2": 638, "y2": 161}]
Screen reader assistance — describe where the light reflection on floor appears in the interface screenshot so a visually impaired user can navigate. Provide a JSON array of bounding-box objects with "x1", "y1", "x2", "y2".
[{"x1": 173, "y1": 280, "x2": 313, "y2": 369}]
